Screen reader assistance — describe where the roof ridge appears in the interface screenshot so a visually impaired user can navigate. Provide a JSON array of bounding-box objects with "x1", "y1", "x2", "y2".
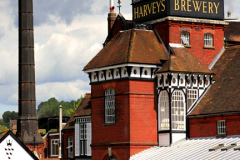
[{"x1": 127, "y1": 29, "x2": 135, "y2": 62}]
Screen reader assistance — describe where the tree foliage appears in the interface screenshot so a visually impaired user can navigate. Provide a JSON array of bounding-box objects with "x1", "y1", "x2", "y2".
[
  {"x1": 37, "y1": 95, "x2": 84, "y2": 118},
  {"x1": 0, "y1": 124, "x2": 8, "y2": 132},
  {"x1": 2, "y1": 111, "x2": 18, "y2": 124}
]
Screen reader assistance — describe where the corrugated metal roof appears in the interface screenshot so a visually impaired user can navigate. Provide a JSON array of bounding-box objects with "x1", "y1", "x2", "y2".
[{"x1": 130, "y1": 136, "x2": 240, "y2": 160}]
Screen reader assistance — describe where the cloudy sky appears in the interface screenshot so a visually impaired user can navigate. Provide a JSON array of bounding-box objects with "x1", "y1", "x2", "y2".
[{"x1": 0, "y1": 0, "x2": 239, "y2": 118}]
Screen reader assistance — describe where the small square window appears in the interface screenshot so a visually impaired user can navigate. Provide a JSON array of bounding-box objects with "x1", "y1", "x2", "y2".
[
  {"x1": 204, "y1": 34, "x2": 213, "y2": 47},
  {"x1": 181, "y1": 32, "x2": 190, "y2": 45},
  {"x1": 217, "y1": 120, "x2": 226, "y2": 135}
]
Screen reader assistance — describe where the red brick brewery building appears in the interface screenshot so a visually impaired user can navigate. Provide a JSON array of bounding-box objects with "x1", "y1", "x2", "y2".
[{"x1": 81, "y1": 0, "x2": 240, "y2": 159}]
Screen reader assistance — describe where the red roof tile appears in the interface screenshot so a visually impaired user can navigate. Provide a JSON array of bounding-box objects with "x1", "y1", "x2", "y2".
[
  {"x1": 190, "y1": 45, "x2": 240, "y2": 115},
  {"x1": 157, "y1": 47, "x2": 213, "y2": 74},
  {"x1": 84, "y1": 29, "x2": 169, "y2": 70},
  {"x1": 225, "y1": 22, "x2": 240, "y2": 42},
  {"x1": 63, "y1": 94, "x2": 91, "y2": 130}
]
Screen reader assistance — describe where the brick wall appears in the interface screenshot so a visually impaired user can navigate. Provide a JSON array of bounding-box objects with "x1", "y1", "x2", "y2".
[
  {"x1": 91, "y1": 79, "x2": 157, "y2": 160},
  {"x1": 62, "y1": 130, "x2": 74, "y2": 159},
  {"x1": 189, "y1": 113, "x2": 240, "y2": 138},
  {"x1": 154, "y1": 20, "x2": 226, "y2": 67}
]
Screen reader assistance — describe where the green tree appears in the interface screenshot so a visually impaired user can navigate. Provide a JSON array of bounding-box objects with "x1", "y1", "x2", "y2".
[
  {"x1": 0, "y1": 124, "x2": 8, "y2": 132},
  {"x1": 3, "y1": 111, "x2": 11, "y2": 123},
  {"x1": 37, "y1": 95, "x2": 85, "y2": 118},
  {"x1": 2, "y1": 111, "x2": 18, "y2": 124}
]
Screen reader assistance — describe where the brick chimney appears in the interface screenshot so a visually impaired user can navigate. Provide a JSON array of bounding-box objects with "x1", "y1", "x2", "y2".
[{"x1": 108, "y1": 0, "x2": 116, "y2": 33}]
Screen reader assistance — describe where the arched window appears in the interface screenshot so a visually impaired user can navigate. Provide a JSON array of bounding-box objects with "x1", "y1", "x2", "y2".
[
  {"x1": 159, "y1": 91, "x2": 169, "y2": 131},
  {"x1": 181, "y1": 32, "x2": 190, "y2": 45},
  {"x1": 171, "y1": 90, "x2": 185, "y2": 130},
  {"x1": 105, "y1": 88, "x2": 115, "y2": 123},
  {"x1": 204, "y1": 33, "x2": 213, "y2": 47},
  {"x1": 187, "y1": 89, "x2": 198, "y2": 111}
]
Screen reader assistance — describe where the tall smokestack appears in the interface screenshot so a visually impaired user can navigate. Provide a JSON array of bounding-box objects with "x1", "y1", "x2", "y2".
[
  {"x1": 17, "y1": 0, "x2": 43, "y2": 147},
  {"x1": 108, "y1": 0, "x2": 116, "y2": 33}
]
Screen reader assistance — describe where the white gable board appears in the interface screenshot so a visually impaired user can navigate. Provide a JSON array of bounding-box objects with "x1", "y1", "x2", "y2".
[{"x1": 0, "y1": 134, "x2": 35, "y2": 160}]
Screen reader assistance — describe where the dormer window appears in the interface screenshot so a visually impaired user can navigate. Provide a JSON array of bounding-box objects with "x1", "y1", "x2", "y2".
[
  {"x1": 181, "y1": 32, "x2": 190, "y2": 45},
  {"x1": 204, "y1": 34, "x2": 213, "y2": 47}
]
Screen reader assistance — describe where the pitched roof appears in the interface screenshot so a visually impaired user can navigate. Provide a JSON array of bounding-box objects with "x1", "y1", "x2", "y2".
[
  {"x1": 0, "y1": 129, "x2": 9, "y2": 139},
  {"x1": 225, "y1": 22, "x2": 240, "y2": 42},
  {"x1": 157, "y1": 47, "x2": 213, "y2": 74},
  {"x1": 9, "y1": 120, "x2": 17, "y2": 124},
  {"x1": 131, "y1": 135, "x2": 240, "y2": 160},
  {"x1": 63, "y1": 94, "x2": 91, "y2": 130},
  {"x1": 190, "y1": 45, "x2": 240, "y2": 116},
  {"x1": 84, "y1": 29, "x2": 169, "y2": 70}
]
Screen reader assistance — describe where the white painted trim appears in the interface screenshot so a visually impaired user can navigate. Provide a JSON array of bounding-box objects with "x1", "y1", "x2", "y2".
[
  {"x1": 84, "y1": 63, "x2": 158, "y2": 73},
  {"x1": 49, "y1": 133, "x2": 60, "y2": 136},
  {"x1": 208, "y1": 46, "x2": 225, "y2": 70},
  {"x1": 169, "y1": 43, "x2": 185, "y2": 48}
]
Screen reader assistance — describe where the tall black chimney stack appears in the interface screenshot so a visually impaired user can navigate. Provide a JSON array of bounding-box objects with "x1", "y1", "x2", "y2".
[{"x1": 17, "y1": 0, "x2": 43, "y2": 146}]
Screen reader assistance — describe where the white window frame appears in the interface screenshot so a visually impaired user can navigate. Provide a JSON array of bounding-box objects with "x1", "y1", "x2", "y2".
[
  {"x1": 158, "y1": 91, "x2": 169, "y2": 131},
  {"x1": 105, "y1": 88, "x2": 115, "y2": 123},
  {"x1": 67, "y1": 137, "x2": 73, "y2": 158},
  {"x1": 204, "y1": 33, "x2": 213, "y2": 47},
  {"x1": 187, "y1": 89, "x2": 198, "y2": 111},
  {"x1": 171, "y1": 90, "x2": 185, "y2": 130},
  {"x1": 181, "y1": 32, "x2": 190, "y2": 45},
  {"x1": 80, "y1": 123, "x2": 87, "y2": 156},
  {"x1": 51, "y1": 139, "x2": 59, "y2": 157},
  {"x1": 217, "y1": 120, "x2": 226, "y2": 135}
]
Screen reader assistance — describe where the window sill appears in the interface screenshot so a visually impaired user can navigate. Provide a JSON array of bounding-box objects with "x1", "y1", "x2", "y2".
[
  {"x1": 216, "y1": 134, "x2": 226, "y2": 138},
  {"x1": 104, "y1": 123, "x2": 116, "y2": 126},
  {"x1": 203, "y1": 46, "x2": 215, "y2": 49},
  {"x1": 184, "y1": 45, "x2": 192, "y2": 48}
]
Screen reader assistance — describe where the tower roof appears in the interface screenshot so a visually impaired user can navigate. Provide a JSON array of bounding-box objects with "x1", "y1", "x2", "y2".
[
  {"x1": 84, "y1": 29, "x2": 169, "y2": 71},
  {"x1": 157, "y1": 47, "x2": 213, "y2": 74}
]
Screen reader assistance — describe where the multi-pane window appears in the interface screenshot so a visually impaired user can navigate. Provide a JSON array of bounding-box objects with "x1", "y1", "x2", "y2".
[
  {"x1": 187, "y1": 89, "x2": 198, "y2": 111},
  {"x1": 75, "y1": 117, "x2": 92, "y2": 157},
  {"x1": 51, "y1": 139, "x2": 59, "y2": 156},
  {"x1": 217, "y1": 120, "x2": 226, "y2": 134},
  {"x1": 204, "y1": 34, "x2": 213, "y2": 47},
  {"x1": 181, "y1": 32, "x2": 190, "y2": 45},
  {"x1": 105, "y1": 88, "x2": 115, "y2": 123},
  {"x1": 67, "y1": 137, "x2": 73, "y2": 158},
  {"x1": 159, "y1": 91, "x2": 169, "y2": 130},
  {"x1": 80, "y1": 123, "x2": 87, "y2": 155},
  {"x1": 172, "y1": 91, "x2": 185, "y2": 130}
]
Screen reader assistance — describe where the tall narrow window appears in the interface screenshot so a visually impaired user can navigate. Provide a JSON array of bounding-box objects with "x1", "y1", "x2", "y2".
[
  {"x1": 204, "y1": 34, "x2": 213, "y2": 47},
  {"x1": 217, "y1": 120, "x2": 226, "y2": 134},
  {"x1": 187, "y1": 89, "x2": 198, "y2": 111},
  {"x1": 51, "y1": 139, "x2": 59, "y2": 157},
  {"x1": 67, "y1": 137, "x2": 73, "y2": 158},
  {"x1": 159, "y1": 91, "x2": 169, "y2": 130},
  {"x1": 80, "y1": 123, "x2": 87, "y2": 155},
  {"x1": 105, "y1": 88, "x2": 115, "y2": 123},
  {"x1": 181, "y1": 32, "x2": 190, "y2": 45},
  {"x1": 172, "y1": 91, "x2": 185, "y2": 130}
]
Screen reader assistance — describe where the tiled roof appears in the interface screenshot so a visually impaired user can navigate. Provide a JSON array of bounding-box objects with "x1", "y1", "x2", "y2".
[
  {"x1": 0, "y1": 129, "x2": 9, "y2": 140},
  {"x1": 9, "y1": 120, "x2": 17, "y2": 124},
  {"x1": 190, "y1": 45, "x2": 240, "y2": 115},
  {"x1": 84, "y1": 29, "x2": 169, "y2": 70},
  {"x1": 130, "y1": 135, "x2": 240, "y2": 160},
  {"x1": 225, "y1": 22, "x2": 240, "y2": 42},
  {"x1": 63, "y1": 94, "x2": 91, "y2": 130},
  {"x1": 157, "y1": 47, "x2": 213, "y2": 74}
]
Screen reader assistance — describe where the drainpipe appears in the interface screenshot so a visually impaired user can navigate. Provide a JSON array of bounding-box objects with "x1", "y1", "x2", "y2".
[{"x1": 58, "y1": 105, "x2": 62, "y2": 158}]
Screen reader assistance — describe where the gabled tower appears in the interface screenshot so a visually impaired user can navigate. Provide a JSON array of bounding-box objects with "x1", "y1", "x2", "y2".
[{"x1": 17, "y1": 0, "x2": 44, "y2": 155}]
